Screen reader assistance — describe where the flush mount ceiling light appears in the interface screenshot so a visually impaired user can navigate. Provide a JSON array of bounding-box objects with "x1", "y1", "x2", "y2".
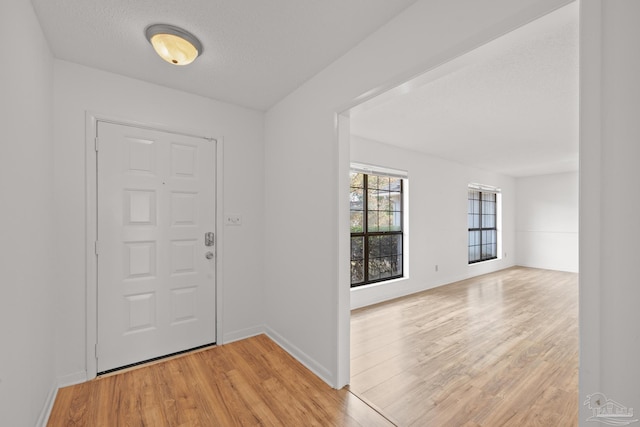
[{"x1": 145, "y1": 24, "x2": 203, "y2": 66}]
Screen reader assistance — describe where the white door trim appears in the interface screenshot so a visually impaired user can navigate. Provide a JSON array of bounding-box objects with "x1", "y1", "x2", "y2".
[{"x1": 85, "y1": 112, "x2": 225, "y2": 379}]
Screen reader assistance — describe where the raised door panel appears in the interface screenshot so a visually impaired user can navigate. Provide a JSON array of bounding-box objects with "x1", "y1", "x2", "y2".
[{"x1": 97, "y1": 122, "x2": 215, "y2": 373}]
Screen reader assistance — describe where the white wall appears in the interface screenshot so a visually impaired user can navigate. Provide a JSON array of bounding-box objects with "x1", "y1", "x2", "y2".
[
  {"x1": 580, "y1": 0, "x2": 640, "y2": 422},
  {"x1": 8, "y1": 1, "x2": 637, "y2": 425},
  {"x1": 53, "y1": 60, "x2": 265, "y2": 383},
  {"x1": 0, "y1": 1, "x2": 56, "y2": 426},
  {"x1": 264, "y1": 0, "x2": 574, "y2": 387},
  {"x1": 350, "y1": 136, "x2": 516, "y2": 309},
  {"x1": 516, "y1": 172, "x2": 578, "y2": 272}
]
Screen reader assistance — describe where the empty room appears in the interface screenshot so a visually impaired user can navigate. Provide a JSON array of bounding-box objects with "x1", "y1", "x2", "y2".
[
  {"x1": 2, "y1": 0, "x2": 640, "y2": 426},
  {"x1": 346, "y1": 3, "x2": 579, "y2": 424}
]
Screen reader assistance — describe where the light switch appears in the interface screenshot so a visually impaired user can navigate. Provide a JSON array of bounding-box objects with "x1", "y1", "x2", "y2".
[{"x1": 225, "y1": 214, "x2": 242, "y2": 226}]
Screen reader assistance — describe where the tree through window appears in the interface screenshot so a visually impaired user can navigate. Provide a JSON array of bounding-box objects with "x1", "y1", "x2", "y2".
[{"x1": 350, "y1": 172, "x2": 404, "y2": 287}]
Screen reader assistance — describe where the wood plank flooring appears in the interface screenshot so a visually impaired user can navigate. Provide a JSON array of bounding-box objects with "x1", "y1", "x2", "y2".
[
  {"x1": 48, "y1": 334, "x2": 393, "y2": 426},
  {"x1": 49, "y1": 267, "x2": 577, "y2": 426},
  {"x1": 350, "y1": 266, "x2": 579, "y2": 426}
]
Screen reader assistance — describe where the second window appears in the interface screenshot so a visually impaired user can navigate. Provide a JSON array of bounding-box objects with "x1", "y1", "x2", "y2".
[{"x1": 468, "y1": 189, "x2": 498, "y2": 263}]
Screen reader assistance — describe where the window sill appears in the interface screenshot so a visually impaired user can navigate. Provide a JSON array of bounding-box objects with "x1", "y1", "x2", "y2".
[
  {"x1": 351, "y1": 276, "x2": 409, "y2": 290},
  {"x1": 468, "y1": 257, "x2": 501, "y2": 266}
]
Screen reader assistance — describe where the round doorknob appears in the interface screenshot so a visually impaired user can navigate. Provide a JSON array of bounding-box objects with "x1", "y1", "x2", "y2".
[{"x1": 205, "y1": 251, "x2": 214, "y2": 259}]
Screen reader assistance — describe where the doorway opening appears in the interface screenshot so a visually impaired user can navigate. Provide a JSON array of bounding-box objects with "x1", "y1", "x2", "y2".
[{"x1": 340, "y1": 2, "x2": 579, "y2": 424}]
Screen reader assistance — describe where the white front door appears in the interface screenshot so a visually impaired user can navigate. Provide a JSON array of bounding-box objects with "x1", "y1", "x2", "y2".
[{"x1": 96, "y1": 121, "x2": 216, "y2": 373}]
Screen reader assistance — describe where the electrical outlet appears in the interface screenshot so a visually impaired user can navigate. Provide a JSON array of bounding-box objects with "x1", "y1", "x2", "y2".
[
  {"x1": 225, "y1": 215, "x2": 242, "y2": 226},
  {"x1": 435, "y1": 264, "x2": 438, "y2": 272}
]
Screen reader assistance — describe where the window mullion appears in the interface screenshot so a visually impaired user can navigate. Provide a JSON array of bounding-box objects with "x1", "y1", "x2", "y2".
[
  {"x1": 363, "y1": 174, "x2": 369, "y2": 284},
  {"x1": 479, "y1": 192, "x2": 483, "y2": 256},
  {"x1": 400, "y1": 179, "x2": 404, "y2": 231}
]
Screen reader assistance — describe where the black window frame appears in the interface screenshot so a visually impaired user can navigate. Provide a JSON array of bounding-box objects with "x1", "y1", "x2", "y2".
[
  {"x1": 350, "y1": 172, "x2": 404, "y2": 287},
  {"x1": 468, "y1": 189, "x2": 498, "y2": 264}
]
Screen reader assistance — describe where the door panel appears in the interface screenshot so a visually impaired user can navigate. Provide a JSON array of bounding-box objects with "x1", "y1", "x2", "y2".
[{"x1": 97, "y1": 122, "x2": 216, "y2": 373}]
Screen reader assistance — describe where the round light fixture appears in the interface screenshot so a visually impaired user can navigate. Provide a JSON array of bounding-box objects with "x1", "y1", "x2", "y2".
[{"x1": 145, "y1": 24, "x2": 203, "y2": 66}]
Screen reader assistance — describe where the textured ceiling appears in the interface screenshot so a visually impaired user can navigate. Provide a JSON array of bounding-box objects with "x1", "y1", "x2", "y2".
[
  {"x1": 350, "y1": 2, "x2": 579, "y2": 178},
  {"x1": 31, "y1": 0, "x2": 578, "y2": 178},
  {"x1": 31, "y1": 0, "x2": 419, "y2": 111}
]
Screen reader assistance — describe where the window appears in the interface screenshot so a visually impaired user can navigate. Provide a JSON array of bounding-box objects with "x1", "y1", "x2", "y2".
[
  {"x1": 350, "y1": 171, "x2": 404, "y2": 287},
  {"x1": 468, "y1": 188, "x2": 498, "y2": 263}
]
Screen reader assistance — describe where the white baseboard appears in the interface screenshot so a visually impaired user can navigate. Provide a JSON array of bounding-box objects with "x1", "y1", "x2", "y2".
[
  {"x1": 222, "y1": 325, "x2": 265, "y2": 344},
  {"x1": 36, "y1": 371, "x2": 88, "y2": 426},
  {"x1": 36, "y1": 382, "x2": 58, "y2": 427},
  {"x1": 351, "y1": 263, "x2": 516, "y2": 309},
  {"x1": 57, "y1": 370, "x2": 88, "y2": 388},
  {"x1": 351, "y1": 273, "x2": 468, "y2": 309},
  {"x1": 224, "y1": 325, "x2": 334, "y2": 388},
  {"x1": 264, "y1": 326, "x2": 334, "y2": 388},
  {"x1": 36, "y1": 330, "x2": 333, "y2": 425}
]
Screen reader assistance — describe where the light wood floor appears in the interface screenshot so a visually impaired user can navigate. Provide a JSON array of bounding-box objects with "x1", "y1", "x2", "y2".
[
  {"x1": 48, "y1": 334, "x2": 393, "y2": 426},
  {"x1": 49, "y1": 267, "x2": 577, "y2": 426},
  {"x1": 350, "y1": 266, "x2": 579, "y2": 426}
]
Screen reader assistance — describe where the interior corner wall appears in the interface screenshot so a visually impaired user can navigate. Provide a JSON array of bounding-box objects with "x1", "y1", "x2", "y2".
[
  {"x1": 515, "y1": 172, "x2": 578, "y2": 272},
  {"x1": 579, "y1": 0, "x2": 640, "y2": 421},
  {"x1": 0, "y1": 1, "x2": 56, "y2": 426},
  {"x1": 349, "y1": 136, "x2": 516, "y2": 309},
  {"x1": 264, "y1": 0, "x2": 573, "y2": 387},
  {"x1": 52, "y1": 60, "x2": 266, "y2": 382}
]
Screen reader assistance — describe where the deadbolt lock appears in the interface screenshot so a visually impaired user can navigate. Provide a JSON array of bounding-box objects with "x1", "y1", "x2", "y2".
[{"x1": 205, "y1": 232, "x2": 215, "y2": 246}]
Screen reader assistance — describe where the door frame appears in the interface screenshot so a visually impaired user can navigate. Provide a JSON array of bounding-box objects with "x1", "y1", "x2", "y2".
[{"x1": 84, "y1": 112, "x2": 225, "y2": 379}]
